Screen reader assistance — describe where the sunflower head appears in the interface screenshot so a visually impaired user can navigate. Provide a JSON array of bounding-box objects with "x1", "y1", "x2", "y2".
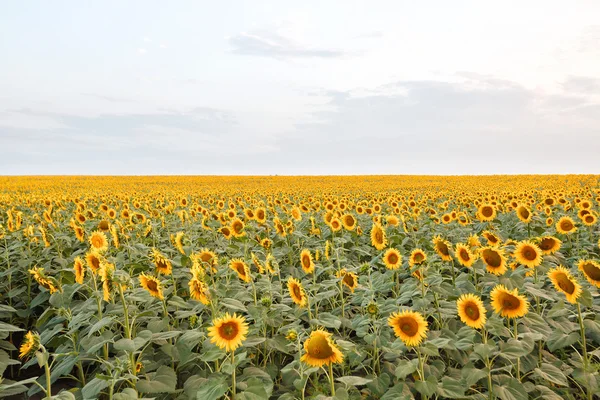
[
  {"x1": 514, "y1": 241, "x2": 542, "y2": 269},
  {"x1": 89, "y1": 231, "x2": 109, "y2": 253},
  {"x1": 408, "y1": 248, "x2": 427, "y2": 268},
  {"x1": 188, "y1": 277, "x2": 210, "y2": 304},
  {"x1": 370, "y1": 222, "x2": 387, "y2": 250},
  {"x1": 73, "y1": 256, "x2": 85, "y2": 284},
  {"x1": 455, "y1": 243, "x2": 476, "y2": 268},
  {"x1": 300, "y1": 249, "x2": 315, "y2": 274},
  {"x1": 339, "y1": 270, "x2": 359, "y2": 293},
  {"x1": 457, "y1": 294, "x2": 487, "y2": 329},
  {"x1": 480, "y1": 247, "x2": 507, "y2": 276},
  {"x1": 388, "y1": 310, "x2": 428, "y2": 347},
  {"x1": 490, "y1": 285, "x2": 529, "y2": 318},
  {"x1": 300, "y1": 329, "x2": 344, "y2": 367},
  {"x1": 537, "y1": 236, "x2": 561, "y2": 255},
  {"x1": 341, "y1": 214, "x2": 357, "y2": 230},
  {"x1": 151, "y1": 248, "x2": 173, "y2": 275},
  {"x1": 548, "y1": 266, "x2": 581, "y2": 304},
  {"x1": 287, "y1": 277, "x2": 307, "y2": 307},
  {"x1": 207, "y1": 313, "x2": 249, "y2": 352},
  {"x1": 516, "y1": 205, "x2": 532, "y2": 223},
  {"x1": 140, "y1": 273, "x2": 164, "y2": 300},
  {"x1": 19, "y1": 331, "x2": 41, "y2": 359},
  {"x1": 556, "y1": 216, "x2": 577, "y2": 235},
  {"x1": 478, "y1": 204, "x2": 496, "y2": 222},
  {"x1": 432, "y1": 236, "x2": 452, "y2": 261},
  {"x1": 383, "y1": 248, "x2": 402, "y2": 270},
  {"x1": 577, "y1": 259, "x2": 600, "y2": 288},
  {"x1": 230, "y1": 259, "x2": 252, "y2": 282}
]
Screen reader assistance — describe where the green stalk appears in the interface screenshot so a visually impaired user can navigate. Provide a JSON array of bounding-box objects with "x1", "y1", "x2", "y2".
[
  {"x1": 44, "y1": 361, "x2": 52, "y2": 400},
  {"x1": 231, "y1": 351, "x2": 236, "y2": 400},
  {"x1": 328, "y1": 362, "x2": 335, "y2": 396},
  {"x1": 576, "y1": 302, "x2": 592, "y2": 400}
]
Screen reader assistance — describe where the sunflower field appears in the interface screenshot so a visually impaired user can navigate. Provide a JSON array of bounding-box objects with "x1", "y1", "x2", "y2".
[{"x1": 1, "y1": 175, "x2": 599, "y2": 400}]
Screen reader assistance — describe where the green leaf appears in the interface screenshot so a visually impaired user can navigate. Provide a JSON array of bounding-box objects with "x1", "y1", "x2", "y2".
[
  {"x1": 414, "y1": 375, "x2": 437, "y2": 397},
  {"x1": 0, "y1": 322, "x2": 24, "y2": 333},
  {"x1": 113, "y1": 388, "x2": 139, "y2": 400},
  {"x1": 82, "y1": 377, "x2": 110, "y2": 399},
  {"x1": 336, "y1": 376, "x2": 373, "y2": 386},
  {"x1": 113, "y1": 339, "x2": 135, "y2": 352},
  {"x1": 195, "y1": 377, "x2": 229, "y2": 400},
  {"x1": 394, "y1": 359, "x2": 417, "y2": 379},
  {"x1": 493, "y1": 377, "x2": 527, "y2": 400},
  {"x1": 311, "y1": 312, "x2": 341, "y2": 329},
  {"x1": 87, "y1": 316, "x2": 115, "y2": 337},
  {"x1": 533, "y1": 363, "x2": 568, "y2": 387},
  {"x1": 437, "y1": 377, "x2": 465, "y2": 398},
  {"x1": 220, "y1": 298, "x2": 247, "y2": 312},
  {"x1": 136, "y1": 366, "x2": 177, "y2": 393}
]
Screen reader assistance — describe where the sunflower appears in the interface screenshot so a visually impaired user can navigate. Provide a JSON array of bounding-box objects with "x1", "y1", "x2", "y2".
[
  {"x1": 383, "y1": 248, "x2": 402, "y2": 270},
  {"x1": 514, "y1": 241, "x2": 542, "y2": 269},
  {"x1": 195, "y1": 248, "x2": 218, "y2": 271},
  {"x1": 467, "y1": 234, "x2": 481, "y2": 248},
  {"x1": 408, "y1": 248, "x2": 427, "y2": 268},
  {"x1": 337, "y1": 269, "x2": 359, "y2": 293},
  {"x1": 255, "y1": 207, "x2": 267, "y2": 224},
  {"x1": 516, "y1": 205, "x2": 532, "y2": 223},
  {"x1": 481, "y1": 230, "x2": 501, "y2": 247},
  {"x1": 174, "y1": 231, "x2": 185, "y2": 254},
  {"x1": 490, "y1": 285, "x2": 529, "y2": 318},
  {"x1": 110, "y1": 225, "x2": 119, "y2": 248},
  {"x1": 29, "y1": 266, "x2": 60, "y2": 294},
  {"x1": 548, "y1": 266, "x2": 581, "y2": 304},
  {"x1": 556, "y1": 216, "x2": 577, "y2": 235},
  {"x1": 139, "y1": 273, "x2": 164, "y2": 300},
  {"x1": 89, "y1": 231, "x2": 109, "y2": 253},
  {"x1": 582, "y1": 213, "x2": 597, "y2": 226},
  {"x1": 208, "y1": 313, "x2": 249, "y2": 352},
  {"x1": 537, "y1": 236, "x2": 562, "y2": 255},
  {"x1": 99, "y1": 262, "x2": 115, "y2": 302},
  {"x1": 577, "y1": 259, "x2": 600, "y2": 288},
  {"x1": 480, "y1": 246, "x2": 507, "y2": 275},
  {"x1": 228, "y1": 259, "x2": 250, "y2": 282},
  {"x1": 455, "y1": 243, "x2": 476, "y2": 267},
  {"x1": 260, "y1": 238, "x2": 272, "y2": 249},
  {"x1": 231, "y1": 217, "x2": 246, "y2": 238},
  {"x1": 251, "y1": 253, "x2": 265, "y2": 274},
  {"x1": 370, "y1": 222, "x2": 387, "y2": 250},
  {"x1": 220, "y1": 226, "x2": 233, "y2": 239},
  {"x1": 300, "y1": 249, "x2": 315, "y2": 274},
  {"x1": 85, "y1": 251, "x2": 102, "y2": 274},
  {"x1": 73, "y1": 256, "x2": 85, "y2": 284},
  {"x1": 19, "y1": 331, "x2": 41, "y2": 359},
  {"x1": 287, "y1": 277, "x2": 307, "y2": 307},
  {"x1": 300, "y1": 329, "x2": 344, "y2": 367},
  {"x1": 388, "y1": 310, "x2": 428, "y2": 347},
  {"x1": 341, "y1": 214, "x2": 357, "y2": 231},
  {"x1": 324, "y1": 240, "x2": 331, "y2": 260},
  {"x1": 456, "y1": 294, "x2": 487, "y2": 329},
  {"x1": 386, "y1": 215, "x2": 400, "y2": 226},
  {"x1": 189, "y1": 277, "x2": 210, "y2": 305},
  {"x1": 478, "y1": 204, "x2": 496, "y2": 222},
  {"x1": 151, "y1": 248, "x2": 172, "y2": 275},
  {"x1": 441, "y1": 213, "x2": 452, "y2": 224},
  {"x1": 330, "y1": 218, "x2": 342, "y2": 232},
  {"x1": 432, "y1": 236, "x2": 452, "y2": 261},
  {"x1": 74, "y1": 225, "x2": 85, "y2": 242}
]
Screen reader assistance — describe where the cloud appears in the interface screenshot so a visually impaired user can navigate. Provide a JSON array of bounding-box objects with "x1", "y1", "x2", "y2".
[
  {"x1": 562, "y1": 76, "x2": 600, "y2": 94},
  {"x1": 137, "y1": 48, "x2": 147, "y2": 55},
  {"x1": 228, "y1": 30, "x2": 346, "y2": 59},
  {"x1": 80, "y1": 93, "x2": 136, "y2": 103}
]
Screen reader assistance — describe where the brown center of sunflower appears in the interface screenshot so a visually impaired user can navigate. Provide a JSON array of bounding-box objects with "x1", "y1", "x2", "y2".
[
  {"x1": 387, "y1": 253, "x2": 399, "y2": 264},
  {"x1": 200, "y1": 254, "x2": 212, "y2": 263},
  {"x1": 343, "y1": 274, "x2": 355, "y2": 287},
  {"x1": 302, "y1": 255, "x2": 311, "y2": 268},
  {"x1": 481, "y1": 207, "x2": 493, "y2": 217},
  {"x1": 555, "y1": 273, "x2": 575, "y2": 294},
  {"x1": 399, "y1": 318, "x2": 418, "y2": 336},
  {"x1": 521, "y1": 246, "x2": 537, "y2": 261},
  {"x1": 501, "y1": 294, "x2": 520, "y2": 310},
  {"x1": 482, "y1": 249, "x2": 502, "y2": 268},
  {"x1": 91, "y1": 257, "x2": 100, "y2": 270},
  {"x1": 585, "y1": 215, "x2": 594, "y2": 223},
  {"x1": 539, "y1": 238, "x2": 555, "y2": 251},
  {"x1": 465, "y1": 302, "x2": 480, "y2": 320},
  {"x1": 344, "y1": 216, "x2": 354, "y2": 225},
  {"x1": 414, "y1": 253, "x2": 424, "y2": 263},
  {"x1": 374, "y1": 230, "x2": 383, "y2": 243},
  {"x1": 519, "y1": 208, "x2": 530, "y2": 219},
  {"x1": 306, "y1": 334, "x2": 334, "y2": 359},
  {"x1": 460, "y1": 249, "x2": 470, "y2": 261},
  {"x1": 218, "y1": 321, "x2": 239, "y2": 340},
  {"x1": 582, "y1": 262, "x2": 600, "y2": 280},
  {"x1": 234, "y1": 263, "x2": 246, "y2": 276},
  {"x1": 233, "y1": 221, "x2": 242, "y2": 233},
  {"x1": 146, "y1": 279, "x2": 158, "y2": 291},
  {"x1": 292, "y1": 284, "x2": 302, "y2": 298},
  {"x1": 437, "y1": 243, "x2": 449, "y2": 256},
  {"x1": 157, "y1": 260, "x2": 168, "y2": 270},
  {"x1": 560, "y1": 220, "x2": 573, "y2": 231}
]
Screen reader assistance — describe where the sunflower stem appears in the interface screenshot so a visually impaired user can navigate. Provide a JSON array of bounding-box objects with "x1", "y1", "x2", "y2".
[
  {"x1": 513, "y1": 318, "x2": 520, "y2": 381},
  {"x1": 576, "y1": 302, "x2": 589, "y2": 369},
  {"x1": 482, "y1": 329, "x2": 493, "y2": 399},
  {"x1": 231, "y1": 351, "x2": 236, "y2": 400},
  {"x1": 328, "y1": 362, "x2": 335, "y2": 396},
  {"x1": 44, "y1": 358, "x2": 52, "y2": 400},
  {"x1": 449, "y1": 261, "x2": 456, "y2": 289}
]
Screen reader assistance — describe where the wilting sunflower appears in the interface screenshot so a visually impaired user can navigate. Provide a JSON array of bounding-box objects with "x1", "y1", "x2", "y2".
[
  {"x1": 29, "y1": 266, "x2": 60, "y2": 294},
  {"x1": 514, "y1": 241, "x2": 542, "y2": 269},
  {"x1": 207, "y1": 313, "x2": 249, "y2": 352},
  {"x1": 89, "y1": 231, "x2": 109, "y2": 253},
  {"x1": 537, "y1": 236, "x2": 562, "y2": 255},
  {"x1": 408, "y1": 248, "x2": 427, "y2": 268},
  {"x1": 228, "y1": 259, "x2": 250, "y2": 282},
  {"x1": 99, "y1": 262, "x2": 115, "y2": 302},
  {"x1": 151, "y1": 248, "x2": 172, "y2": 275},
  {"x1": 456, "y1": 294, "x2": 487, "y2": 329},
  {"x1": 383, "y1": 248, "x2": 402, "y2": 270},
  {"x1": 548, "y1": 266, "x2": 581, "y2": 303},
  {"x1": 455, "y1": 243, "x2": 476, "y2": 268},
  {"x1": 490, "y1": 285, "x2": 529, "y2": 318},
  {"x1": 73, "y1": 256, "x2": 85, "y2": 284},
  {"x1": 477, "y1": 204, "x2": 496, "y2": 222},
  {"x1": 139, "y1": 273, "x2": 164, "y2": 300},
  {"x1": 85, "y1": 250, "x2": 102, "y2": 274},
  {"x1": 432, "y1": 236, "x2": 452, "y2": 261},
  {"x1": 231, "y1": 217, "x2": 246, "y2": 238},
  {"x1": 480, "y1": 246, "x2": 507, "y2": 275},
  {"x1": 388, "y1": 310, "x2": 428, "y2": 347},
  {"x1": 515, "y1": 204, "x2": 532, "y2": 223},
  {"x1": 337, "y1": 269, "x2": 359, "y2": 293},
  {"x1": 341, "y1": 214, "x2": 357, "y2": 231},
  {"x1": 577, "y1": 259, "x2": 600, "y2": 288},
  {"x1": 287, "y1": 277, "x2": 307, "y2": 307},
  {"x1": 370, "y1": 222, "x2": 387, "y2": 250},
  {"x1": 300, "y1": 249, "x2": 315, "y2": 274},
  {"x1": 19, "y1": 331, "x2": 41, "y2": 359},
  {"x1": 189, "y1": 277, "x2": 210, "y2": 305},
  {"x1": 300, "y1": 329, "x2": 344, "y2": 367},
  {"x1": 556, "y1": 216, "x2": 577, "y2": 235},
  {"x1": 174, "y1": 231, "x2": 185, "y2": 254}
]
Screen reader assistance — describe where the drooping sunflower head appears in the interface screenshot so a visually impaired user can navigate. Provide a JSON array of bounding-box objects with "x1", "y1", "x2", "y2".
[
  {"x1": 481, "y1": 230, "x2": 501, "y2": 246},
  {"x1": 207, "y1": 313, "x2": 249, "y2": 352},
  {"x1": 339, "y1": 270, "x2": 359, "y2": 293},
  {"x1": 455, "y1": 243, "x2": 476, "y2": 268},
  {"x1": 370, "y1": 222, "x2": 387, "y2": 250},
  {"x1": 89, "y1": 231, "x2": 109, "y2": 253},
  {"x1": 300, "y1": 329, "x2": 344, "y2": 367},
  {"x1": 548, "y1": 266, "x2": 581, "y2": 304},
  {"x1": 432, "y1": 236, "x2": 452, "y2": 261},
  {"x1": 188, "y1": 277, "x2": 210, "y2": 305},
  {"x1": 74, "y1": 225, "x2": 86, "y2": 242},
  {"x1": 388, "y1": 310, "x2": 428, "y2": 347},
  {"x1": 467, "y1": 234, "x2": 481, "y2": 248},
  {"x1": 230, "y1": 259, "x2": 252, "y2": 282},
  {"x1": 490, "y1": 284, "x2": 529, "y2": 318},
  {"x1": 139, "y1": 273, "x2": 164, "y2": 300},
  {"x1": 383, "y1": 248, "x2": 402, "y2": 270},
  {"x1": 287, "y1": 277, "x2": 307, "y2": 307},
  {"x1": 480, "y1": 247, "x2": 507, "y2": 276},
  {"x1": 456, "y1": 293, "x2": 487, "y2": 329},
  {"x1": 73, "y1": 256, "x2": 85, "y2": 284},
  {"x1": 577, "y1": 259, "x2": 600, "y2": 288},
  {"x1": 197, "y1": 248, "x2": 218, "y2": 268},
  {"x1": 151, "y1": 248, "x2": 173, "y2": 275},
  {"x1": 514, "y1": 241, "x2": 542, "y2": 269},
  {"x1": 19, "y1": 331, "x2": 41, "y2": 359},
  {"x1": 556, "y1": 216, "x2": 577, "y2": 235},
  {"x1": 408, "y1": 248, "x2": 427, "y2": 268},
  {"x1": 537, "y1": 236, "x2": 562, "y2": 255},
  {"x1": 300, "y1": 249, "x2": 315, "y2": 274}
]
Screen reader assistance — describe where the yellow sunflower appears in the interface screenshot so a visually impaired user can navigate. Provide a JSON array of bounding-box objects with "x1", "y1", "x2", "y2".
[
  {"x1": 481, "y1": 230, "x2": 501, "y2": 247},
  {"x1": 73, "y1": 256, "x2": 85, "y2": 284},
  {"x1": 456, "y1": 294, "x2": 487, "y2": 329},
  {"x1": 300, "y1": 329, "x2": 344, "y2": 367},
  {"x1": 515, "y1": 205, "x2": 532, "y2": 223},
  {"x1": 341, "y1": 214, "x2": 357, "y2": 231},
  {"x1": 151, "y1": 248, "x2": 172, "y2": 275},
  {"x1": 370, "y1": 222, "x2": 387, "y2": 250},
  {"x1": 480, "y1": 246, "x2": 507, "y2": 276},
  {"x1": 537, "y1": 236, "x2": 562, "y2": 255},
  {"x1": 577, "y1": 259, "x2": 600, "y2": 288},
  {"x1": 337, "y1": 269, "x2": 359, "y2": 293},
  {"x1": 189, "y1": 277, "x2": 210, "y2": 305},
  {"x1": 582, "y1": 213, "x2": 597, "y2": 226},
  {"x1": 556, "y1": 216, "x2": 577, "y2": 235},
  {"x1": 514, "y1": 241, "x2": 542, "y2": 269},
  {"x1": 220, "y1": 226, "x2": 233, "y2": 239},
  {"x1": 432, "y1": 236, "x2": 452, "y2": 261},
  {"x1": 19, "y1": 331, "x2": 41, "y2": 359},
  {"x1": 231, "y1": 217, "x2": 246, "y2": 238},
  {"x1": 490, "y1": 285, "x2": 529, "y2": 318},
  {"x1": 85, "y1": 251, "x2": 102, "y2": 274},
  {"x1": 388, "y1": 310, "x2": 428, "y2": 347},
  {"x1": 383, "y1": 248, "x2": 402, "y2": 270},
  {"x1": 287, "y1": 277, "x2": 307, "y2": 307},
  {"x1": 300, "y1": 249, "x2": 315, "y2": 274},
  {"x1": 477, "y1": 204, "x2": 496, "y2": 222},
  {"x1": 548, "y1": 266, "x2": 581, "y2": 304},
  {"x1": 330, "y1": 218, "x2": 342, "y2": 232},
  {"x1": 207, "y1": 313, "x2": 249, "y2": 352},
  {"x1": 230, "y1": 259, "x2": 252, "y2": 282},
  {"x1": 89, "y1": 231, "x2": 109, "y2": 253},
  {"x1": 139, "y1": 273, "x2": 164, "y2": 300},
  {"x1": 455, "y1": 243, "x2": 476, "y2": 268},
  {"x1": 408, "y1": 248, "x2": 427, "y2": 268}
]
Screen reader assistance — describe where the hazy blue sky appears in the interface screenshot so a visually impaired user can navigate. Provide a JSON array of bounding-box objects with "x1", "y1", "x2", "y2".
[{"x1": 1, "y1": 1, "x2": 599, "y2": 175}]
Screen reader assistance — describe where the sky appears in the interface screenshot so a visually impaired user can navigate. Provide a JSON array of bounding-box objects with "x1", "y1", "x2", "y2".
[{"x1": 1, "y1": 1, "x2": 600, "y2": 175}]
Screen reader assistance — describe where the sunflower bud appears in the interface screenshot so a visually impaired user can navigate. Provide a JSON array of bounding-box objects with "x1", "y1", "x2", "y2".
[{"x1": 286, "y1": 330, "x2": 298, "y2": 342}]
